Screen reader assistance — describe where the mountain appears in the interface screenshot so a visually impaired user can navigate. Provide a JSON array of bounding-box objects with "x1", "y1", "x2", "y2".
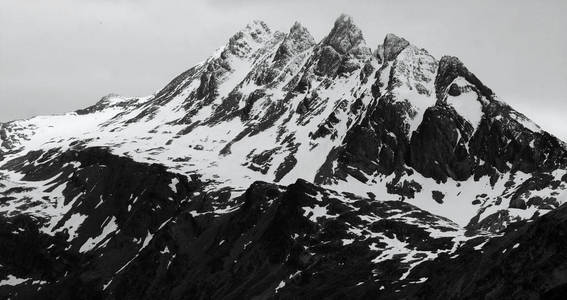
[{"x1": 0, "y1": 14, "x2": 566, "y2": 299}]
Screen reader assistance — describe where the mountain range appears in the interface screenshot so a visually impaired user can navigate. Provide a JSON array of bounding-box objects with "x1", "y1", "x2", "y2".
[{"x1": 0, "y1": 14, "x2": 566, "y2": 299}]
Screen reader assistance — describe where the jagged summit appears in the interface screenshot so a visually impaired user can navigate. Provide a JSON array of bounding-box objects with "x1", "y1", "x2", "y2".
[
  {"x1": 436, "y1": 55, "x2": 494, "y2": 102},
  {"x1": 288, "y1": 21, "x2": 314, "y2": 44},
  {"x1": 243, "y1": 19, "x2": 271, "y2": 35},
  {"x1": 322, "y1": 14, "x2": 371, "y2": 57},
  {"x1": 273, "y1": 21, "x2": 315, "y2": 61},
  {"x1": 289, "y1": 21, "x2": 306, "y2": 34},
  {"x1": 223, "y1": 20, "x2": 274, "y2": 58},
  {"x1": 337, "y1": 13, "x2": 353, "y2": 23},
  {"x1": 230, "y1": 19, "x2": 273, "y2": 43},
  {"x1": 382, "y1": 33, "x2": 410, "y2": 61},
  {"x1": 308, "y1": 14, "x2": 373, "y2": 77}
]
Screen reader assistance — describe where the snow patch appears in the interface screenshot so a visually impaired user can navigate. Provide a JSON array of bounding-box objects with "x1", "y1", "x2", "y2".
[
  {"x1": 0, "y1": 275, "x2": 28, "y2": 286},
  {"x1": 79, "y1": 216, "x2": 118, "y2": 253},
  {"x1": 169, "y1": 177, "x2": 179, "y2": 193},
  {"x1": 446, "y1": 90, "x2": 483, "y2": 130}
]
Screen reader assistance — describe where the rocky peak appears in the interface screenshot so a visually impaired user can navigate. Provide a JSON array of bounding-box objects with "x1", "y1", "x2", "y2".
[
  {"x1": 435, "y1": 55, "x2": 494, "y2": 102},
  {"x1": 322, "y1": 14, "x2": 370, "y2": 57},
  {"x1": 242, "y1": 19, "x2": 272, "y2": 39},
  {"x1": 273, "y1": 21, "x2": 315, "y2": 62},
  {"x1": 289, "y1": 21, "x2": 305, "y2": 35},
  {"x1": 382, "y1": 33, "x2": 410, "y2": 61},
  {"x1": 224, "y1": 20, "x2": 273, "y2": 58},
  {"x1": 288, "y1": 21, "x2": 315, "y2": 46}
]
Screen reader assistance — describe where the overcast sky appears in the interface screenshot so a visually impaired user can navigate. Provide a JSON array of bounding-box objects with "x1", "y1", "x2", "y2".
[{"x1": 1, "y1": 0, "x2": 565, "y2": 140}]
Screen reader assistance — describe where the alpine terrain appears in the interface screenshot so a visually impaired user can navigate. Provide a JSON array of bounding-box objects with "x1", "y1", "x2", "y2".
[{"x1": 1, "y1": 14, "x2": 566, "y2": 299}]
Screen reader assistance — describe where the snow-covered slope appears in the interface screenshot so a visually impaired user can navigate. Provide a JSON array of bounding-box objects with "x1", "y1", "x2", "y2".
[{"x1": 0, "y1": 14, "x2": 566, "y2": 231}]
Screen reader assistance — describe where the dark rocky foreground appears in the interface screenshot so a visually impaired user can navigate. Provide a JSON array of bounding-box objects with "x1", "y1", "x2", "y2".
[
  {"x1": 403, "y1": 203, "x2": 567, "y2": 300},
  {"x1": 0, "y1": 148, "x2": 565, "y2": 299}
]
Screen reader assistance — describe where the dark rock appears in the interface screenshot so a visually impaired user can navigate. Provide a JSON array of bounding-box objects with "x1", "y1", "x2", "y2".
[
  {"x1": 334, "y1": 95, "x2": 413, "y2": 180},
  {"x1": 0, "y1": 162, "x2": 466, "y2": 300},
  {"x1": 359, "y1": 60, "x2": 375, "y2": 83},
  {"x1": 470, "y1": 109, "x2": 567, "y2": 174},
  {"x1": 435, "y1": 56, "x2": 493, "y2": 102},
  {"x1": 241, "y1": 89, "x2": 266, "y2": 120},
  {"x1": 314, "y1": 45, "x2": 342, "y2": 76},
  {"x1": 527, "y1": 196, "x2": 544, "y2": 206},
  {"x1": 382, "y1": 33, "x2": 410, "y2": 61},
  {"x1": 509, "y1": 197, "x2": 527, "y2": 209},
  {"x1": 312, "y1": 14, "x2": 371, "y2": 78},
  {"x1": 466, "y1": 209, "x2": 511, "y2": 233},
  {"x1": 196, "y1": 71, "x2": 218, "y2": 102},
  {"x1": 273, "y1": 21, "x2": 315, "y2": 62},
  {"x1": 273, "y1": 152, "x2": 297, "y2": 182},
  {"x1": 409, "y1": 105, "x2": 475, "y2": 182},
  {"x1": 322, "y1": 14, "x2": 370, "y2": 56},
  {"x1": 246, "y1": 148, "x2": 279, "y2": 174},
  {"x1": 0, "y1": 147, "x2": 203, "y2": 299},
  {"x1": 225, "y1": 20, "x2": 271, "y2": 58},
  {"x1": 294, "y1": 74, "x2": 311, "y2": 93},
  {"x1": 432, "y1": 190, "x2": 445, "y2": 204},
  {"x1": 447, "y1": 83, "x2": 461, "y2": 96},
  {"x1": 337, "y1": 56, "x2": 362, "y2": 76},
  {"x1": 386, "y1": 179, "x2": 422, "y2": 200},
  {"x1": 296, "y1": 95, "x2": 314, "y2": 114},
  {"x1": 407, "y1": 204, "x2": 567, "y2": 300},
  {"x1": 208, "y1": 90, "x2": 243, "y2": 124},
  {"x1": 526, "y1": 196, "x2": 558, "y2": 210},
  {"x1": 310, "y1": 111, "x2": 341, "y2": 140}
]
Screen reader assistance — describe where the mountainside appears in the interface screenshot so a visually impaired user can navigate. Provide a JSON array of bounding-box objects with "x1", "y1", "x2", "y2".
[{"x1": 1, "y1": 14, "x2": 567, "y2": 299}]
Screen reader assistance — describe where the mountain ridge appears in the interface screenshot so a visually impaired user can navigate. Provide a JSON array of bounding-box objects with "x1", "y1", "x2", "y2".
[
  {"x1": 0, "y1": 14, "x2": 566, "y2": 299},
  {"x1": 1, "y1": 15, "x2": 565, "y2": 227}
]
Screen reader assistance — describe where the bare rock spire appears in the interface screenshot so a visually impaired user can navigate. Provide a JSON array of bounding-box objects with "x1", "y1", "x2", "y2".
[
  {"x1": 382, "y1": 33, "x2": 410, "y2": 61},
  {"x1": 322, "y1": 14, "x2": 371, "y2": 57},
  {"x1": 273, "y1": 21, "x2": 316, "y2": 61}
]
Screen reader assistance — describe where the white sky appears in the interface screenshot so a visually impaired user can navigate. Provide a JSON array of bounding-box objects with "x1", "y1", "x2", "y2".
[{"x1": 0, "y1": 0, "x2": 565, "y2": 140}]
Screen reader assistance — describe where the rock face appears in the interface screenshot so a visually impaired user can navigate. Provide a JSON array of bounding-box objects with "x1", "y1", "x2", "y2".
[
  {"x1": 0, "y1": 151, "x2": 466, "y2": 299},
  {"x1": 401, "y1": 203, "x2": 567, "y2": 300},
  {"x1": 322, "y1": 14, "x2": 371, "y2": 57},
  {"x1": 435, "y1": 55, "x2": 494, "y2": 101},
  {"x1": 312, "y1": 14, "x2": 372, "y2": 77},
  {"x1": 0, "y1": 15, "x2": 566, "y2": 299},
  {"x1": 382, "y1": 33, "x2": 410, "y2": 61},
  {"x1": 273, "y1": 22, "x2": 315, "y2": 62},
  {"x1": 0, "y1": 147, "x2": 206, "y2": 299},
  {"x1": 107, "y1": 179, "x2": 463, "y2": 300}
]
